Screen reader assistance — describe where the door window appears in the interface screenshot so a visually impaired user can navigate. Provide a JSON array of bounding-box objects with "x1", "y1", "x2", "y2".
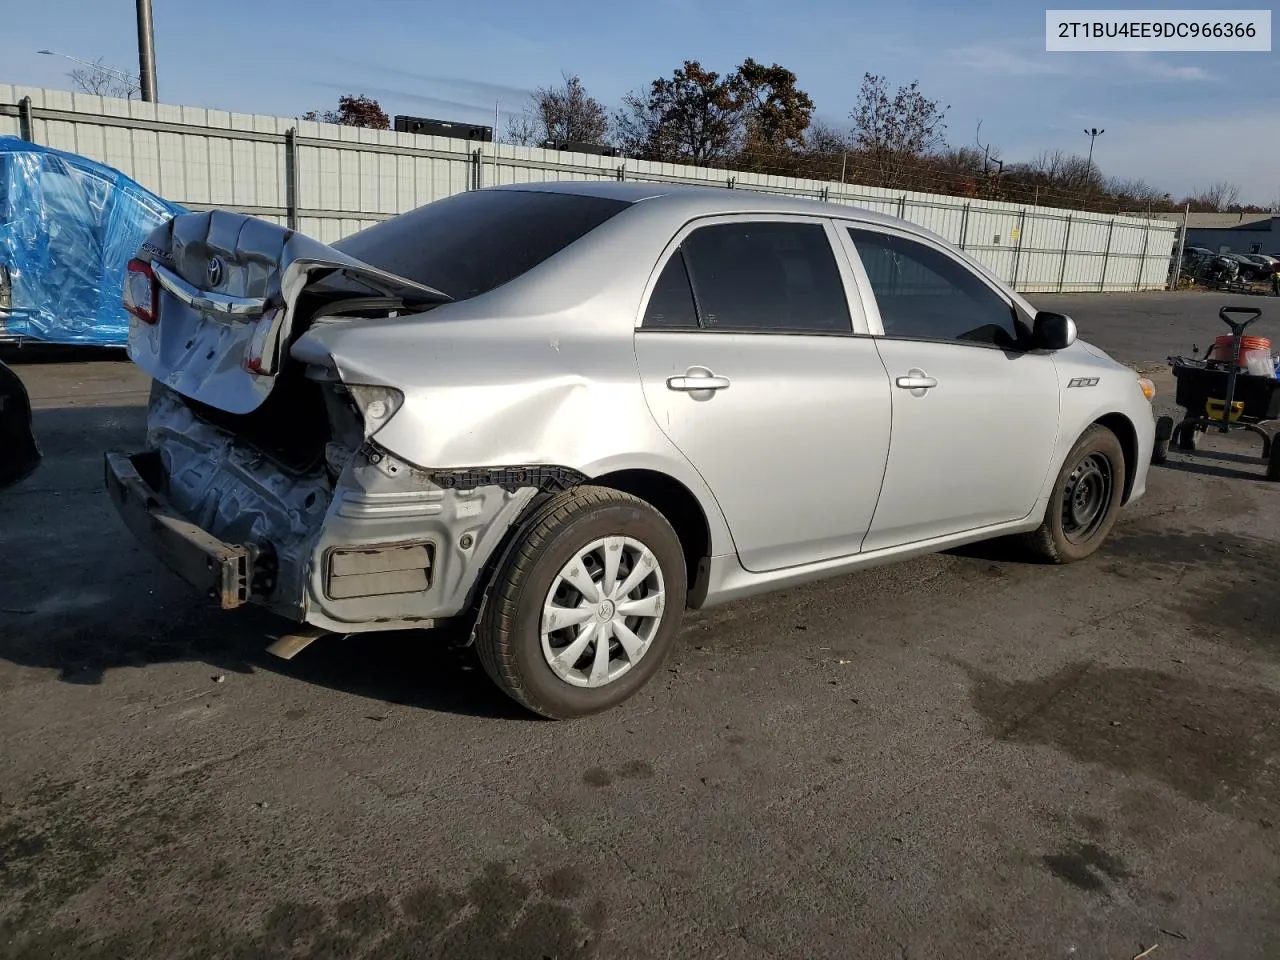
[
  {"x1": 847, "y1": 228, "x2": 1023, "y2": 348},
  {"x1": 642, "y1": 221, "x2": 852, "y2": 334}
]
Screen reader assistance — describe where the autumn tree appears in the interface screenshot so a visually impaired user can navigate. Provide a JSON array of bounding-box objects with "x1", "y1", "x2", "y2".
[
  {"x1": 66, "y1": 58, "x2": 139, "y2": 99},
  {"x1": 850, "y1": 73, "x2": 949, "y2": 188},
  {"x1": 302, "y1": 94, "x2": 389, "y2": 129},
  {"x1": 734, "y1": 58, "x2": 814, "y2": 167},
  {"x1": 508, "y1": 73, "x2": 608, "y2": 146},
  {"x1": 613, "y1": 59, "x2": 813, "y2": 165}
]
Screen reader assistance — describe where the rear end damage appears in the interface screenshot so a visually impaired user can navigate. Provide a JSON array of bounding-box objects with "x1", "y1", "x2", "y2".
[{"x1": 106, "y1": 210, "x2": 542, "y2": 634}]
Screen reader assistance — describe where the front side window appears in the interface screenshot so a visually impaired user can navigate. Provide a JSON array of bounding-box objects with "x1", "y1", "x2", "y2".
[
  {"x1": 847, "y1": 228, "x2": 1022, "y2": 348},
  {"x1": 642, "y1": 221, "x2": 851, "y2": 334}
]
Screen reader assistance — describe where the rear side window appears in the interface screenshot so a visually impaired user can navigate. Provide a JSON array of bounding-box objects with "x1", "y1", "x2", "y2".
[
  {"x1": 643, "y1": 250, "x2": 700, "y2": 329},
  {"x1": 333, "y1": 190, "x2": 631, "y2": 300},
  {"x1": 677, "y1": 221, "x2": 851, "y2": 333}
]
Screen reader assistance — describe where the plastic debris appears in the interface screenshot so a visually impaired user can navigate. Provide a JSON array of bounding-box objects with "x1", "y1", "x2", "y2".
[{"x1": 0, "y1": 136, "x2": 185, "y2": 346}]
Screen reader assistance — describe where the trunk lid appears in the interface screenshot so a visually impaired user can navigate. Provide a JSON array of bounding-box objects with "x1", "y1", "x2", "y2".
[{"x1": 129, "y1": 210, "x2": 450, "y2": 415}]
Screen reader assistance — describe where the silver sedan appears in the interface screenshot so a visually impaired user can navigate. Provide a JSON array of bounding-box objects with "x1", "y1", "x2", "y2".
[{"x1": 106, "y1": 182, "x2": 1157, "y2": 718}]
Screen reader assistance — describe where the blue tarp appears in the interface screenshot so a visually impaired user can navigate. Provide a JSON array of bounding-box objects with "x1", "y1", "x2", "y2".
[{"x1": 0, "y1": 136, "x2": 185, "y2": 346}]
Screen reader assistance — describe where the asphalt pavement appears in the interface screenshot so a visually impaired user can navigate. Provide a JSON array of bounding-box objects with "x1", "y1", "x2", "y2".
[{"x1": 1, "y1": 291, "x2": 1278, "y2": 960}]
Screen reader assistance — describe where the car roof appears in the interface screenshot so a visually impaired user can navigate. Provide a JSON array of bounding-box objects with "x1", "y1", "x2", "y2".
[{"x1": 485, "y1": 179, "x2": 921, "y2": 232}]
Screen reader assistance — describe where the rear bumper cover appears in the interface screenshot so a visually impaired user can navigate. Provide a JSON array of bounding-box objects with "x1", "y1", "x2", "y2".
[{"x1": 104, "y1": 450, "x2": 257, "y2": 609}]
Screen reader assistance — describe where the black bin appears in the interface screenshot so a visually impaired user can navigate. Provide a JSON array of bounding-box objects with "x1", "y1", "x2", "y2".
[{"x1": 1172, "y1": 363, "x2": 1280, "y2": 421}]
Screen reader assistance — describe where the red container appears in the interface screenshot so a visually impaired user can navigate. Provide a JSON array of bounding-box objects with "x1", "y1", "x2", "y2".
[{"x1": 1210, "y1": 335, "x2": 1271, "y2": 365}]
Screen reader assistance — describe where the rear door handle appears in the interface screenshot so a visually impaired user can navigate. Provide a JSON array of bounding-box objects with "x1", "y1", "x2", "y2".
[
  {"x1": 895, "y1": 367, "x2": 937, "y2": 390},
  {"x1": 667, "y1": 374, "x2": 731, "y2": 391}
]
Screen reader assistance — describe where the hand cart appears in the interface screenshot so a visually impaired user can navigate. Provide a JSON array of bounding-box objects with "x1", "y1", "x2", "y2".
[{"x1": 1152, "y1": 306, "x2": 1280, "y2": 480}]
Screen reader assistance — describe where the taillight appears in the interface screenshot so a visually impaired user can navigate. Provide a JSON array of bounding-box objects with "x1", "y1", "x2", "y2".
[
  {"x1": 243, "y1": 306, "x2": 281, "y2": 375},
  {"x1": 123, "y1": 258, "x2": 159, "y2": 324}
]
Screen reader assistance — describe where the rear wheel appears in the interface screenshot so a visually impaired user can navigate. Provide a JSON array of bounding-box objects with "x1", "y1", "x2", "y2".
[
  {"x1": 475, "y1": 486, "x2": 687, "y2": 719},
  {"x1": 1024, "y1": 424, "x2": 1127, "y2": 564}
]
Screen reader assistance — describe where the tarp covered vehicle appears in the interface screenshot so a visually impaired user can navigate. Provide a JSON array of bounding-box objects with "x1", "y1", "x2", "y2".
[{"x1": 0, "y1": 136, "x2": 185, "y2": 345}]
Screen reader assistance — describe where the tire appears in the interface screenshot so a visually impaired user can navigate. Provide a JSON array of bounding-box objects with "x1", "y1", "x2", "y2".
[
  {"x1": 1024, "y1": 424, "x2": 1127, "y2": 564},
  {"x1": 1173, "y1": 422, "x2": 1199, "y2": 451},
  {"x1": 1267, "y1": 436, "x2": 1280, "y2": 482},
  {"x1": 1151, "y1": 415, "x2": 1174, "y2": 465},
  {"x1": 474, "y1": 486, "x2": 687, "y2": 720}
]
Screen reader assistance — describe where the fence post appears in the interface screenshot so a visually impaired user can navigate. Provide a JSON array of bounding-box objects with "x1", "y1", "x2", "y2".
[
  {"x1": 726, "y1": 176, "x2": 735, "y2": 189},
  {"x1": 959, "y1": 203, "x2": 970, "y2": 250},
  {"x1": 18, "y1": 96, "x2": 33, "y2": 141},
  {"x1": 1011, "y1": 209, "x2": 1027, "y2": 290},
  {"x1": 1136, "y1": 218, "x2": 1150, "y2": 292},
  {"x1": 284, "y1": 127, "x2": 299, "y2": 231},
  {"x1": 616, "y1": 164, "x2": 625, "y2": 182},
  {"x1": 1099, "y1": 218, "x2": 1115, "y2": 292},
  {"x1": 470, "y1": 148, "x2": 482, "y2": 190},
  {"x1": 1169, "y1": 202, "x2": 1190, "y2": 290},
  {"x1": 1058, "y1": 215, "x2": 1073, "y2": 293},
  {"x1": 897, "y1": 195, "x2": 906, "y2": 220}
]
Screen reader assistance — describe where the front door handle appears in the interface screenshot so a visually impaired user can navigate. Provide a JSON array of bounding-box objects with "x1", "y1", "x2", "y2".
[{"x1": 667, "y1": 373, "x2": 731, "y2": 392}]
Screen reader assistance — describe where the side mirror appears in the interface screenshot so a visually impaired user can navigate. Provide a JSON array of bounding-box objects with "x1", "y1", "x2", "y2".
[{"x1": 1032, "y1": 311, "x2": 1077, "y2": 351}]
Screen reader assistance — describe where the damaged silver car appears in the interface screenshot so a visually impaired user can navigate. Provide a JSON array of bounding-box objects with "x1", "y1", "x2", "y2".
[{"x1": 106, "y1": 182, "x2": 1156, "y2": 718}]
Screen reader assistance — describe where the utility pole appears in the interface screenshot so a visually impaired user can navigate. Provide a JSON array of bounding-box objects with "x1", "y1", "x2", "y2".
[{"x1": 136, "y1": 0, "x2": 157, "y2": 102}]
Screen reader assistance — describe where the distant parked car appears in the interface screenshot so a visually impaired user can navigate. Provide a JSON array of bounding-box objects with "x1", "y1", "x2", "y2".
[{"x1": 106, "y1": 183, "x2": 1158, "y2": 719}]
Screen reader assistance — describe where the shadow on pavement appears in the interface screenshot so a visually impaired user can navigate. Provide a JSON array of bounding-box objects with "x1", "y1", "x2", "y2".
[{"x1": 0, "y1": 402, "x2": 531, "y2": 722}]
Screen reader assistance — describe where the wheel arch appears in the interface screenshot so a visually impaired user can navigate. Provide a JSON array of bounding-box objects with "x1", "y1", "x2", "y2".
[
  {"x1": 1093, "y1": 411, "x2": 1138, "y2": 504},
  {"x1": 591, "y1": 468, "x2": 713, "y2": 597}
]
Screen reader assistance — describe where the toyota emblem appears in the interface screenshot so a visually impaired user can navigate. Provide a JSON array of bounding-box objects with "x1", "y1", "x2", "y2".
[{"x1": 206, "y1": 257, "x2": 223, "y2": 287}]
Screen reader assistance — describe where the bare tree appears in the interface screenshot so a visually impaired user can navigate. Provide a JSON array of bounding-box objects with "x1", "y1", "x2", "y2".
[
  {"x1": 1185, "y1": 181, "x2": 1242, "y2": 212},
  {"x1": 67, "y1": 59, "x2": 139, "y2": 99},
  {"x1": 508, "y1": 72, "x2": 608, "y2": 146},
  {"x1": 850, "y1": 73, "x2": 949, "y2": 188}
]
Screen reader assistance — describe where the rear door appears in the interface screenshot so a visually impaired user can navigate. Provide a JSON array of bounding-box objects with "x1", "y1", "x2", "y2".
[
  {"x1": 838, "y1": 223, "x2": 1061, "y2": 552},
  {"x1": 633, "y1": 215, "x2": 893, "y2": 573}
]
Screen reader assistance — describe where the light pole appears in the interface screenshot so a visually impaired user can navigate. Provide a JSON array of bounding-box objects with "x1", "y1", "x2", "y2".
[
  {"x1": 38, "y1": 49, "x2": 138, "y2": 90},
  {"x1": 1083, "y1": 127, "x2": 1105, "y2": 170},
  {"x1": 136, "y1": 0, "x2": 157, "y2": 102}
]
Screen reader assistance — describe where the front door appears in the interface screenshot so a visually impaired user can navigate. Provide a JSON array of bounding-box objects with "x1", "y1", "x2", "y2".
[
  {"x1": 840, "y1": 224, "x2": 1062, "y2": 552},
  {"x1": 634, "y1": 216, "x2": 893, "y2": 573}
]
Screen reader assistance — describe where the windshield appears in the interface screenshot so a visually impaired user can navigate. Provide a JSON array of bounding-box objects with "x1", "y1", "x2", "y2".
[{"x1": 332, "y1": 189, "x2": 631, "y2": 301}]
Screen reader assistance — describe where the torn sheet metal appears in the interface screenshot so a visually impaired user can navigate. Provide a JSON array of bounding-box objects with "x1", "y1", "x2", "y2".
[
  {"x1": 130, "y1": 210, "x2": 450, "y2": 415},
  {"x1": 0, "y1": 136, "x2": 185, "y2": 346}
]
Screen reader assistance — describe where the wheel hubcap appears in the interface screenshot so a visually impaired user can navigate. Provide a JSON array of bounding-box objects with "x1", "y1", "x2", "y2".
[
  {"x1": 1061, "y1": 453, "x2": 1113, "y2": 544},
  {"x1": 540, "y1": 536, "x2": 666, "y2": 689}
]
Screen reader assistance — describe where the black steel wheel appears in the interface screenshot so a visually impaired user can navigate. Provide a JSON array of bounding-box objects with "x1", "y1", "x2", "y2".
[{"x1": 1024, "y1": 424, "x2": 1127, "y2": 564}]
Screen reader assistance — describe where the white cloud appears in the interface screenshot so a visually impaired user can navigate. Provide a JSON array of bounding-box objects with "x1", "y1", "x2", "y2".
[
  {"x1": 945, "y1": 42, "x2": 1072, "y2": 76},
  {"x1": 1120, "y1": 54, "x2": 1214, "y2": 82}
]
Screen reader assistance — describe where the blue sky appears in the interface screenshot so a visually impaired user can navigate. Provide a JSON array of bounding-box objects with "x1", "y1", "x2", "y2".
[{"x1": 4, "y1": 0, "x2": 1278, "y2": 203}]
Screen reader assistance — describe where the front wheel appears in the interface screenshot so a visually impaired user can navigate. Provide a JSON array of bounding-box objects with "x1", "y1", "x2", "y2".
[
  {"x1": 474, "y1": 486, "x2": 687, "y2": 719},
  {"x1": 1024, "y1": 424, "x2": 1127, "y2": 564}
]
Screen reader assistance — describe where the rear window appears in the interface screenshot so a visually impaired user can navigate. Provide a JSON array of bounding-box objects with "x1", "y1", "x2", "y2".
[{"x1": 332, "y1": 190, "x2": 631, "y2": 300}]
